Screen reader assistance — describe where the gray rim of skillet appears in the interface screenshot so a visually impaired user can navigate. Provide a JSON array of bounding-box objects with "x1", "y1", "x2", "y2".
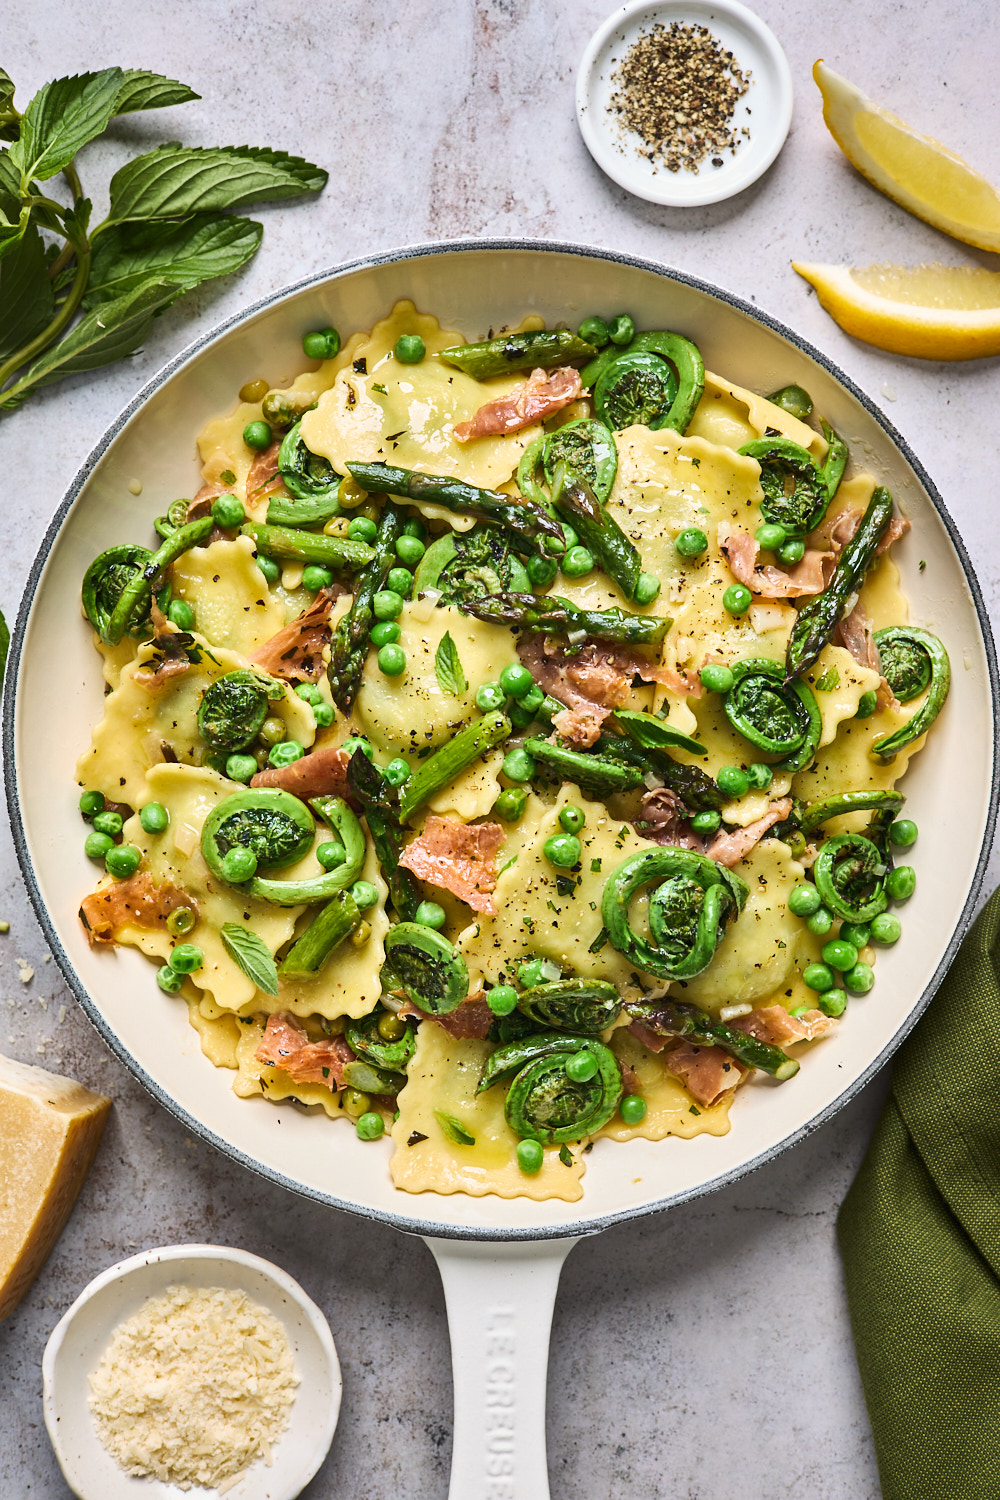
[{"x1": 5, "y1": 237, "x2": 998, "y2": 1243}]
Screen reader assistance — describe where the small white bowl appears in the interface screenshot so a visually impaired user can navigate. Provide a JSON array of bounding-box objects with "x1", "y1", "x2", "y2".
[
  {"x1": 576, "y1": 0, "x2": 793, "y2": 206},
  {"x1": 42, "y1": 1244, "x2": 341, "y2": 1500}
]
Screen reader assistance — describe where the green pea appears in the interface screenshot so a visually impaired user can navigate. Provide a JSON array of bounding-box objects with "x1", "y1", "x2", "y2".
[
  {"x1": 243, "y1": 420, "x2": 272, "y2": 451},
  {"x1": 890, "y1": 818, "x2": 918, "y2": 848},
  {"x1": 517, "y1": 959, "x2": 548, "y2": 987},
  {"x1": 239, "y1": 378, "x2": 269, "y2": 404},
  {"x1": 699, "y1": 663, "x2": 734, "y2": 694},
  {"x1": 343, "y1": 1088, "x2": 371, "y2": 1119},
  {"x1": 507, "y1": 702, "x2": 536, "y2": 730},
  {"x1": 717, "y1": 765, "x2": 749, "y2": 799},
  {"x1": 371, "y1": 621, "x2": 401, "y2": 647},
  {"x1": 886, "y1": 865, "x2": 916, "y2": 901},
  {"x1": 373, "y1": 590, "x2": 404, "y2": 621},
  {"x1": 93, "y1": 810, "x2": 123, "y2": 838},
  {"x1": 106, "y1": 844, "x2": 141, "y2": 879},
  {"x1": 84, "y1": 830, "x2": 114, "y2": 860},
  {"x1": 786, "y1": 830, "x2": 807, "y2": 859},
  {"x1": 394, "y1": 334, "x2": 426, "y2": 364},
  {"x1": 855, "y1": 691, "x2": 878, "y2": 720},
  {"x1": 212, "y1": 495, "x2": 246, "y2": 530},
  {"x1": 378, "y1": 1012, "x2": 407, "y2": 1041},
  {"x1": 302, "y1": 327, "x2": 341, "y2": 359},
  {"x1": 516, "y1": 1138, "x2": 544, "y2": 1175},
  {"x1": 295, "y1": 683, "x2": 323, "y2": 705},
  {"x1": 608, "y1": 313, "x2": 635, "y2": 345},
  {"x1": 746, "y1": 762, "x2": 773, "y2": 791},
  {"x1": 561, "y1": 545, "x2": 595, "y2": 578},
  {"x1": 543, "y1": 833, "x2": 581, "y2": 869},
  {"x1": 225, "y1": 753, "x2": 258, "y2": 784},
  {"x1": 378, "y1": 643, "x2": 407, "y2": 676},
  {"x1": 788, "y1": 883, "x2": 821, "y2": 917},
  {"x1": 166, "y1": 906, "x2": 196, "y2": 937},
  {"x1": 488, "y1": 984, "x2": 519, "y2": 1016},
  {"x1": 269, "y1": 740, "x2": 304, "y2": 768},
  {"x1": 351, "y1": 880, "x2": 379, "y2": 911},
  {"x1": 822, "y1": 939, "x2": 859, "y2": 972},
  {"x1": 777, "y1": 538, "x2": 805, "y2": 565},
  {"x1": 578, "y1": 315, "x2": 610, "y2": 347},
  {"x1": 167, "y1": 599, "x2": 195, "y2": 631},
  {"x1": 79, "y1": 790, "x2": 106, "y2": 819},
  {"x1": 348, "y1": 516, "x2": 378, "y2": 543},
  {"x1": 619, "y1": 1094, "x2": 648, "y2": 1125},
  {"x1": 156, "y1": 964, "x2": 185, "y2": 994},
  {"x1": 414, "y1": 900, "x2": 446, "y2": 930},
  {"x1": 870, "y1": 912, "x2": 902, "y2": 945},
  {"x1": 169, "y1": 943, "x2": 203, "y2": 974},
  {"x1": 500, "y1": 664, "x2": 534, "y2": 700},
  {"x1": 356, "y1": 1110, "x2": 385, "y2": 1140},
  {"x1": 316, "y1": 841, "x2": 347, "y2": 871},
  {"x1": 675, "y1": 528, "x2": 708, "y2": 559},
  {"x1": 256, "y1": 554, "x2": 280, "y2": 585},
  {"x1": 690, "y1": 810, "x2": 721, "y2": 833},
  {"x1": 845, "y1": 961, "x2": 875, "y2": 994},
  {"x1": 755, "y1": 522, "x2": 787, "y2": 551},
  {"x1": 803, "y1": 962, "x2": 835, "y2": 992},
  {"x1": 633, "y1": 573, "x2": 661, "y2": 606},
  {"x1": 840, "y1": 922, "x2": 871, "y2": 949},
  {"x1": 395, "y1": 534, "x2": 426, "y2": 567},
  {"x1": 502, "y1": 748, "x2": 536, "y2": 783},
  {"x1": 302, "y1": 564, "x2": 334, "y2": 592},
  {"x1": 723, "y1": 584, "x2": 752, "y2": 616},
  {"x1": 385, "y1": 566, "x2": 414, "y2": 598},
  {"x1": 313, "y1": 702, "x2": 334, "y2": 727},
  {"x1": 139, "y1": 802, "x2": 169, "y2": 835},
  {"x1": 403, "y1": 518, "x2": 426, "y2": 540},
  {"x1": 221, "y1": 846, "x2": 258, "y2": 882},
  {"x1": 565, "y1": 1051, "x2": 598, "y2": 1083},
  {"x1": 818, "y1": 988, "x2": 848, "y2": 1018},
  {"x1": 384, "y1": 757, "x2": 412, "y2": 787},
  {"x1": 558, "y1": 805, "x2": 585, "y2": 835},
  {"x1": 341, "y1": 736, "x2": 375, "y2": 761},
  {"x1": 259, "y1": 716, "x2": 287, "y2": 748},
  {"x1": 520, "y1": 685, "x2": 545, "y2": 715},
  {"x1": 494, "y1": 788, "x2": 528, "y2": 822},
  {"x1": 526, "y1": 554, "x2": 558, "y2": 588},
  {"x1": 806, "y1": 906, "x2": 834, "y2": 936}
]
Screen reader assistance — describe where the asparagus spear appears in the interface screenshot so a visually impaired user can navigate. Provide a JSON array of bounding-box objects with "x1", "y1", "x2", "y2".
[
  {"x1": 627, "y1": 999, "x2": 800, "y2": 1081},
  {"x1": 241, "y1": 521, "x2": 373, "y2": 572},
  {"x1": 549, "y1": 462, "x2": 642, "y2": 600},
  {"x1": 458, "y1": 591, "x2": 670, "y2": 647},
  {"x1": 346, "y1": 749, "x2": 422, "y2": 921},
  {"x1": 105, "y1": 515, "x2": 214, "y2": 645},
  {"x1": 437, "y1": 328, "x2": 596, "y2": 379},
  {"x1": 784, "y1": 487, "x2": 894, "y2": 684},
  {"x1": 522, "y1": 738, "x2": 647, "y2": 797},
  {"x1": 399, "y1": 711, "x2": 511, "y2": 821},
  {"x1": 327, "y1": 501, "x2": 404, "y2": 714},
  {"x1": 278, "y1": 890, "x2": 362, "y2": 976},
  {"x1": 595, "y1": 734, "x2": 725, "y2": 812},
  {"x1": 346, "y1": 461, "x2": 565, "y2": 552}
]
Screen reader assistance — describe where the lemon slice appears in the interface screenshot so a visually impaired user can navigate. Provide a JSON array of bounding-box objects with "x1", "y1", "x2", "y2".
[
  {"x1": 814, "y1": 60, "x2": 1000, "y2": 252},
  {"x1": 792, "y1": 262, "x2": 1000, "y2": 360}
]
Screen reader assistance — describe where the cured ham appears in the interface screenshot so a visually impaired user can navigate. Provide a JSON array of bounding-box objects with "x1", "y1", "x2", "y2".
[
  {"x1": 705, "y1": 798, "x2": 793, "y2": 867},
  {"x1": 398, "y1": 815, "x2": 505, "y2": 914},
  {"x1": 244, "y1": 439, "x2": 284, "y2": 502},
  {"x1": 453, "y1": 366, "x2": 582, "y2": 442},
  {"x1": 720, "y1": 526, "x2": 832, "y2": 599},
  {"x1": 664, "y1": 1041, "x2": 746, "y2": 1107},
  {"x1": 250, "y1": 587, "x2": 341, "y2": 683},
  {"x1": 730, "y1": 1004, "x2": 836, "y2": 1046},
  {"x1": 637, "y1": 788, "x2": 707, "y2": 850},
  {"x1": 80, "y1": 873, "x2": 196, "y2": 946},
  {"x1": 251, "y1": 745, "x2": 352, "y2": 800},
  {"x1": 255, "y1": 1013, "x2": 354, "y2": 1090},
  {"x1": 398, "y1": 995, "x2": 494, "y2": 1040},
  {"x1": 518, "y1": 637, "x2": 697, "y2": 750}
]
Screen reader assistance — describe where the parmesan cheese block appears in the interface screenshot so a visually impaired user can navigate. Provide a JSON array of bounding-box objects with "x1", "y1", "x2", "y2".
[{"x1": 0, "y1": 1053, "x2": 110, "y2": 1320}]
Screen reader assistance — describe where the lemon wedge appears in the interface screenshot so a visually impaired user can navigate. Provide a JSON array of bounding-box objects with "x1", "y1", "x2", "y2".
[
  {"x1": 791, "y1": 262, "x2": 1000, "y2": 360},
  {"x1": 814, "y1": 61, "x2": 1000, "y2": 252}
]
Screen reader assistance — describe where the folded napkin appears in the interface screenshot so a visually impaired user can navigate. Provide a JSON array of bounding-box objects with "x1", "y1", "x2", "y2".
[{"x1": 838, "y1": 886, "x2": 1000, "y2": 1500}]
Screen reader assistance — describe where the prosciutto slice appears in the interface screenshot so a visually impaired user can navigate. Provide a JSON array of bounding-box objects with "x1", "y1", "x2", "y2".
[
  {"x1": 398, "y1": 995, "x2": 494, "y2": 1041},
  {"x1": 454, "y1": 367, "x2": 582, "y2": 442},
  {"x1": 637, "y1": 788, "x2": 708, "y2": 851},
  {"x1": 398, "y1": 815, "x2": 505, "y2": 914},
  {"x1": 80, "y1": 873, "x2": 197, "y2": 946},
  {"x1": 720, "y1": 526, "x2": 832, "y2": 599},
  {"x1": 245, "y1": 439, "x2": 285, "y2": 502},
  {"x1": 250, "y1": 587, "x2": 341, "y2": 683},
  {"x1": 705, "y1": 798, "x2": 793, "y2": 867},
  {"x1": 255, "y1": 1013, "x2": 354, "y2": 1090},
  {"x1": 664, "y1": 1042, "x2": 747, "y2": 1107},
  {"x1": 730, "y1": 1004, "x2": 836, "y2": 1046},
  {"x1": 252, "y1": 745, "x2": 353, "y2": 801}
]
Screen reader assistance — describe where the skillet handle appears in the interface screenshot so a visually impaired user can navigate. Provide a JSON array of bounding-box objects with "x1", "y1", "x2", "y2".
[{"x1": 425, "y1": 1235, "x2": 578, "y2": 1500}]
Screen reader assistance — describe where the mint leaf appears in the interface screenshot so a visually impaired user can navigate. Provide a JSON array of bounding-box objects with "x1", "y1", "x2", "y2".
[
  {"x1": 221, "y1": 922, "x2": 279, "y2": 996},
  {"x1": 107, "y1": 143, "x2": 328, "y2": 223},
  {"x1": 0, "y1": 68, "x2": 17, "y2": 142},
  {"x1": 10, "y1": 68, "x2": 123, "y2": 183},
  {"x1": 0, "y1": 149, "x2": 29, "y2": 261},
  {"x1": 434, "y1": 631, "x2": 467, "y2": 696},
  {"x1": 433, "y1": 1110, "x2": 476, "y2": 1146},
  {"x1": 86, "y1": 212, "x2": 261, "y2": 306},
  {"x1": 0, "y1": 222, "x2": 54, "y2": 364},
  {"x1": 14, "y1": 276, "x2": 180, "y2": 393},
  {"x1": 114, "y1": 71, "x2": 200, "y2": 116}
]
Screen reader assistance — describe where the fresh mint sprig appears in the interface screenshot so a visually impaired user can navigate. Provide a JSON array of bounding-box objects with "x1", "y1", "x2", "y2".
[{"x1": 0, "y1": 65, "x2": 327, "y2": 413}]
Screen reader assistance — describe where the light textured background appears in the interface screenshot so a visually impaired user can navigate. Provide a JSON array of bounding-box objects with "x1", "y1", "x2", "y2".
[{"x1": 2, "y1": 2, "x2": 999, "y2": 1496}]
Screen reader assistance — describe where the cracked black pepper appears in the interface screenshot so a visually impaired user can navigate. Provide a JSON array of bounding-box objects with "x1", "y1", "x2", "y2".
[{"x1": 608, "y1": 21, "x2": 752, "y2": 175}]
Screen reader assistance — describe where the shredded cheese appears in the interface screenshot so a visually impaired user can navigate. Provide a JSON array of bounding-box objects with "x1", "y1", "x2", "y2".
[{"x1": 88, "y1": 1283, "x2": 299, "y2": 1490}]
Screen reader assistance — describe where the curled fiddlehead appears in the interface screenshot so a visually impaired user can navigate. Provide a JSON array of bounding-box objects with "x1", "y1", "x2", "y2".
[
  {"x1": 542, "y1": 418, "x2": 618, "y2": 501},
  {"x1": 477, "y1": 1032, "x2": 623, "y2": 1143},
  {"x1": 871, "y1": 627, "x2": 950, "y2": 763},
  {"x1": 413, "y1": 524, "x2": 530, "y2": 605},
  {"x1": 153, "y1": 497, "x2": 192, "y2": 540},
  {"x1": 345, "y1": 1008, "x2": 417, "y2": 1071},
  {"x1": 723, "y1": 658, "x2": 821, "y2": 772},
  {"x1": 587, "y1": 331, "x2": 705, "y2": 436},
  {"x1": 516, "y1": 979, "x2": 622, "y2": 1035},
  {"x1": 251, "y1": 795, "x2": 366, "y2": 906},
  {"x1": 738, "y1": 437, "x2": 829, "y2": 536},
  {"x1": 82, "y1": 544, "x2": 153, "y2": 639},
  {"x1": 812, "y1": 833, "x2": 889, "y2": 922},
  {"x1": 201, "y1": 789, "x2": 316, "y2": 881},
  {"x1": 278, "y1": 419, "x2": 341, "y2": 502},
  {"x1": 381, "y1": 922, "x2": 469, "y2": 1016},
  {"x1": 601, "y1": 848, "x2": 748, "y2": 981},
  {"x1": 197, "y1": 670, "x2": 274, "y2": 751}
]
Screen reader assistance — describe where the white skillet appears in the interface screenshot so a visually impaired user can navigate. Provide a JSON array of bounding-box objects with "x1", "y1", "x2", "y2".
[{"x1": 6, "y1": 241, "x2": 998, "y2": 1498}]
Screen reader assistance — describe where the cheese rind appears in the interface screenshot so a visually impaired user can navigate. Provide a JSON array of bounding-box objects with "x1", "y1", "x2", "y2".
[{"x1": 0, "y1": 1053, "x2": 111, "y2": 1321}]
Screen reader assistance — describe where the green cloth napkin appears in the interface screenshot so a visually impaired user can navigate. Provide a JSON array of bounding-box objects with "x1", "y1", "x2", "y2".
[{"x1": 838, "y1": 885, "x2": 1000, "y2": 1500}]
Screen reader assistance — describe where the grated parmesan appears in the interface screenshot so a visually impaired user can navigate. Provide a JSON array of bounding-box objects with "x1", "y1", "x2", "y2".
[{"x1": 88, "y1": 1282, "x2": 299, "y2": 1491}]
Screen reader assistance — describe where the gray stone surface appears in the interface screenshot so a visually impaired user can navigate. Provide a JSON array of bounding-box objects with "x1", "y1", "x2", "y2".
[{"x1": 1, "y1": 2, "x2": 998, "y2": 1495}]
